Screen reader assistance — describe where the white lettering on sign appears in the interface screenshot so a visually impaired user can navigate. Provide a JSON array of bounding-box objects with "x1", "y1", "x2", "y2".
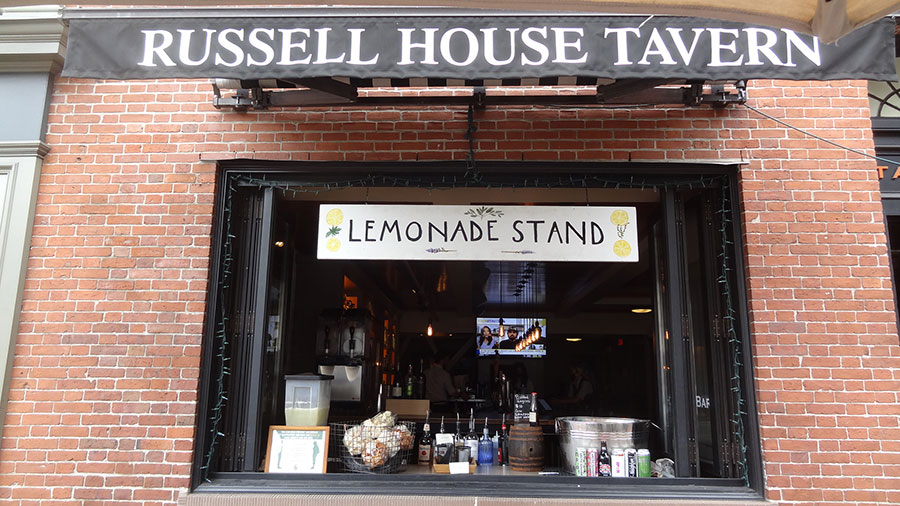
[
  {"x1": 178, "y1": 29, "x2": 216, "y2": 66},
  {"x1": 696, "y1": 396, "x2": 711, "y2": 409},
  {"x1": 708, "y1": 28, "x2": 743, "y2": 66},
  {"x1": 277, "y1": 28, "x2": 312, "y2": 65},
  {"x1": 550, "y1": 28, "x2": 588, "y2": 64},
  {"x1": 481, "y1": 28, "x2": 519, "y2": 65},
  {"x1": 134, "y1": 23, "x2": 822, "y2": 71},
  {"x1": 603, "y1": 26, "x2": 820, "y2": 68},
  {"x1": 398, "y1": 27, "x2": 439, "y2": 65},
  {"x1": 138, "y1": 30, "x2": 176, "y2": 67},
  {"x1": 215, "y1": 29, "x2": 245, "y2": 67}
]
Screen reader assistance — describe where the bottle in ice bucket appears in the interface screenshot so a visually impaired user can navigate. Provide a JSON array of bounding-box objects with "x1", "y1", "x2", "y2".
[
  {"x1": 598, "y1": 441, "x2": 611, "y2": 477},
  {"x1": 611, "y1": 448, "x2": 626, "y2": 477},
  {"x1": 626, "y1": 448, "x2": 638, "y2": 477},
  {"x1": 637, "y1": 449, "x2": 651, "y2": 477}
]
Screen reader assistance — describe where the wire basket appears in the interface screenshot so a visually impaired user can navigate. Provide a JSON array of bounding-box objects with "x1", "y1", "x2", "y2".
[{"x1": 330, "y1": 420, "x2": 417, "y2": 474}]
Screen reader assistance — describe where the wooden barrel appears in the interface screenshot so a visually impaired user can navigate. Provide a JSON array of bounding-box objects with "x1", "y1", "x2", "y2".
[{"x1": 508, "y1": 424, "x2": 544, "y2": 472}]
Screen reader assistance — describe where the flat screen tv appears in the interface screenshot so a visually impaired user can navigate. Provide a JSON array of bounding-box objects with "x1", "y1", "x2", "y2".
[{"x1": 475, "y1": 317, "x2": 547, "y2": 358}]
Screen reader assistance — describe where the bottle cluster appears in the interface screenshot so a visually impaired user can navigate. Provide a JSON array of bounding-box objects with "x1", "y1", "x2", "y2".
[
  {"x1": 575, "y1": 441, "x2": 651, "y2": 477},
  {"x1": 417, "y1": 410, "x2": 510, "y2": 467}
]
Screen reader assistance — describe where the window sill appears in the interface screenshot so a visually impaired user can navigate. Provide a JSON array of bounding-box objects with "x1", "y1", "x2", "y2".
[{"x1": 191, "y1": 473, "x2": 765, "y2": 502}]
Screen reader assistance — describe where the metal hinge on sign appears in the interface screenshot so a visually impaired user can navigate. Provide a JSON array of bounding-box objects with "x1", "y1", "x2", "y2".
[
  {"x1": 689, "y1": 440, "x2": 698, "y2": 465},
  {"x1": 721, "y1": 440, "x2": 731, "y2": 469}
]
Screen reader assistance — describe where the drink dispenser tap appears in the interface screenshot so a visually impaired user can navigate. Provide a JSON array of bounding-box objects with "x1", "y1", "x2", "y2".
[{"x1": 348, "y1": 326, "x2": 356, "y2": 359}]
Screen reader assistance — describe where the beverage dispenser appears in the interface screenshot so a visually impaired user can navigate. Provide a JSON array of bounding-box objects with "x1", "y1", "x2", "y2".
[{"x1": 284, "y1": 373, "x2": 333, "y2": 426}]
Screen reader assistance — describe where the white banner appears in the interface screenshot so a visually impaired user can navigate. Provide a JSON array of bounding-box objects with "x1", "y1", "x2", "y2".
[{"x1": 317, "y1": 204, "x2": 638, "y2": 262}]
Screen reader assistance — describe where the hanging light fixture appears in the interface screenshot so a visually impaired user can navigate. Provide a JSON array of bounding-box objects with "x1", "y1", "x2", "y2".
[{"x1": 426, "y1": 321, "x2": 433, "y2": 337}]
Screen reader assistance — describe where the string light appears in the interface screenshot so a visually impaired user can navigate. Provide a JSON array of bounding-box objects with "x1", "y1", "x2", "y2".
[{"x1": 717, "y1": 177, "x2": 749, "y2": 486}]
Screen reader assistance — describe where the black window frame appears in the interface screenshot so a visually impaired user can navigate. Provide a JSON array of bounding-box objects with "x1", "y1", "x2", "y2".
[{"x1": 191, "y1": 160, "x2": 764, "y2": 500}]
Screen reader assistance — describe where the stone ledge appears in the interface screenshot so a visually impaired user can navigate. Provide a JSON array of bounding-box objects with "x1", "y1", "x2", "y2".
[
  {"x1": 0, "y1": 141, "x2": 50, "y2": 158},
  {"x1": 178, "y1": 493, "x2": 770, "y2": 506},
  {"x1": 0, "y1": 6, "x2": 66, "y2": 74}
]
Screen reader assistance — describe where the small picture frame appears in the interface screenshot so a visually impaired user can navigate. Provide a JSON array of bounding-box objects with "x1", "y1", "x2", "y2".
[{"x1": 264, "y1": 426, "x2": 330, "y2": 474}]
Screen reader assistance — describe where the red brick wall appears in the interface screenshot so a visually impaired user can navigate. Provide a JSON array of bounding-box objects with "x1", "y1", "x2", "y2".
[{"x1": 0, "y1": 77, "x2": 897, "y2": 505}]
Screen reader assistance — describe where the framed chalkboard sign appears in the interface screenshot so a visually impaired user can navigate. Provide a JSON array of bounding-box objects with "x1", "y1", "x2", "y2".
[
  {"x1": 264, "y1": 426, "x2": 330, "y2": 474},
  {"x1": 513, "y1": 394, "x2": 532, "y2": 423}
]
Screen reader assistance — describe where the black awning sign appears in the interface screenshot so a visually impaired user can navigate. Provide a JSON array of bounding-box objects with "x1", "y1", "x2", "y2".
[{"x1": 62, "y1": 15, "x2": 897, "y2": 81}]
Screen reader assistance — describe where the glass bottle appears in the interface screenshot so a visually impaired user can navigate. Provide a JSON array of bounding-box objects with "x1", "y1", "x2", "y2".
[
  {"x1": 453, "y1": 412, "x2": 465, "y2": 462},
  {"x1": 464, "y1": 408, "x2": 479, "y2": 462},
  {"x1": 599, "y1": 440, "x2": 612, "y2": 477},
  {"x1": 498, "y1": 413, "x2": 509, "y2": 466},
  {"x1": 415, "y1": 359, "x2": 426, "y2": 399},
  {"x1": 418, "y1": 410, "x2": 433, "y2": 466},
  {"x1": 404, "y1": 363, "x2": 415, "y2": 398},
  {"x1": 491, "y1": 430, "x2": 500, "y2": 466},
  {"x1": 529, "y1": 392, "x2": 538, "y2": 426},
  {"x1": 478, "y1": 417, "x2": 493, "y2": 465}
]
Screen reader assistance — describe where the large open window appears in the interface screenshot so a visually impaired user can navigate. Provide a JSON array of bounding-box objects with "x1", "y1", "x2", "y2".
[{"x1": 192, "y1": 162, "x2": 762, "y2": 499}]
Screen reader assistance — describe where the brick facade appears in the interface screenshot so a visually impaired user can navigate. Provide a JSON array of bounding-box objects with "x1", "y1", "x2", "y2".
[{"x1": 0, "y1": 76, "x2": 897, "y2": 505}]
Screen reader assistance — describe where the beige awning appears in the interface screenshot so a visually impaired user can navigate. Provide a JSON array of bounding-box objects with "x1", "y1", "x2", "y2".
[
  {"x1": 5, "y1": 0, "x2": 899, "y2": 43},
  {"x1": 288, "y1": 0, "x2": 900, "y2": 43}
]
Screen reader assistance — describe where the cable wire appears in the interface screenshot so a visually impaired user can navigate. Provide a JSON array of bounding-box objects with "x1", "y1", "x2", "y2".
[{"x1": 743, "y1": 103, "x2": 897, "y2": 166}]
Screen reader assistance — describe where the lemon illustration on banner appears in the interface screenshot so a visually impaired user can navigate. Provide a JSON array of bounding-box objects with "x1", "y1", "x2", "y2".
[
  {"x1": 610, "y1": 209, "x2": 630, "y2": 240},
  {"x1": 325, "y1": 208, "x2": 344, "y2": 252},
  {"x1": 613, "y1": 240, "x2": 632, "y2": 258},
  {"x1": 326, "y1": 208, "x2": 344, "y2": 227},
  {"x1": 610, "y1": 210, "x2": 629, "y2": 226}
]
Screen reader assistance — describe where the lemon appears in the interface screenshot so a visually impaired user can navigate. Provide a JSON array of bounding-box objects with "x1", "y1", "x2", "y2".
[
  {"x1": 613, "y1": 240, "x2": 632, "y2": 257},
  {"x1": 610, "y1": 210, "x2": 629, "y2": 226},
  {"x1": 326, "y1": 237, "x2": 341, "y2": 252},
  {"x1": 326, "y1": 208, "x2": 344, "y2": 226}
]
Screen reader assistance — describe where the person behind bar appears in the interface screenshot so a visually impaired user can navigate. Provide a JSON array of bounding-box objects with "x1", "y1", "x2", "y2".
[
  {"x1": 425, "y1": 355, "x2": 458, "y2": 405},
  {"x1": 552, "y1": 365, "x2": 594, "y2": 413}
]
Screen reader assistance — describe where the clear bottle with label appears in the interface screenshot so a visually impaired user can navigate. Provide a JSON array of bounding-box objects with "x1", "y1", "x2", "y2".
[
  {"x1": 404, "y1": 364, "x2": 415, "y2": 398},
  {"x1": 529, "y1": 392, "x2": 538, "y2": 426},
  {"x1": 418, "y1": 410, "x2": 433, "y2": 466},
  {"x1": 478, "y1": 417, "x2": 494, "y2": 465},
  {"x1": 464, "y1": 408, "x2": 479, "y2": 463},
  {"x1": 491, "y1": 430, "x2": 500, "y2": 465}
]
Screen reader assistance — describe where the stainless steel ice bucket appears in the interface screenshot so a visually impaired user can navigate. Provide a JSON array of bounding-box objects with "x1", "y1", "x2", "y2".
[{"x1": 555, "y1": 417, "x2": 650, "y2": 474}]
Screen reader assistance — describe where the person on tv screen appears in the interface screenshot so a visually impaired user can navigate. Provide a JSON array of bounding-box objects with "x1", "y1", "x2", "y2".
[
  {"x1": 498, "y1": 327, "x2": 518, "y2": 349},
  {"x1": 477, "y1": 325, "x2": 496, "y2": 349}
]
